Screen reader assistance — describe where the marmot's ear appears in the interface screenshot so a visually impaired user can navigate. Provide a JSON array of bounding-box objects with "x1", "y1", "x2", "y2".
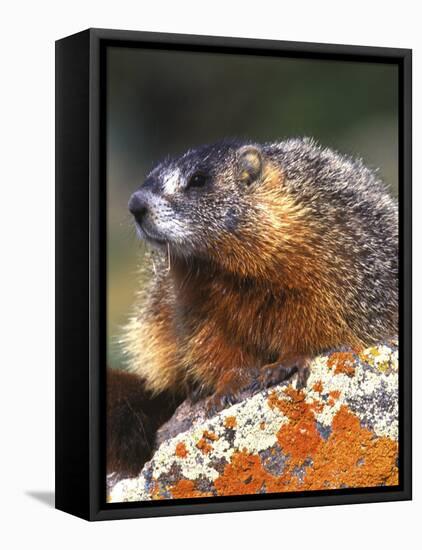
[{"x1": 237, "y1": 145, "x2": 263, "y2": 185}]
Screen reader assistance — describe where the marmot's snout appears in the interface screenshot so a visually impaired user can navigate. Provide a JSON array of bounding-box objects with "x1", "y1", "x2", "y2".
[
  {"x1": 128, "y1": 190, "x2": 148, "y2": 225},
  {"x1": 128, "y1": 188, "x2": 168, "y2": 245},
  {"x1": 129, "y1": 172, "x2": 163, "y2": 223}
]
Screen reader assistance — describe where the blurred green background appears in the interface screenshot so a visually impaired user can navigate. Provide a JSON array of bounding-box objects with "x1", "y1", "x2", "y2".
[{"x1": 107, "y1": 46, "x2": 398, "y2": 369}]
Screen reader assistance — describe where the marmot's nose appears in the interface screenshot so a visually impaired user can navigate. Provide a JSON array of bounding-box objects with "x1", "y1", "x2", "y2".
[{"x1": 128, "y1": 190, "x2": 148, "y2": 223}]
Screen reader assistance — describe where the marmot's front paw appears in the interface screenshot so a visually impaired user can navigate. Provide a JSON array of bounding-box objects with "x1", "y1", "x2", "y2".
[
  {"x1": 295, "y1": 359, "x2": 311, "y2": 389},
  {"x1": 254, "y1": 355, "x2": 312, "y2": 392},
  {"x1": 256, "y1": 363, "x2": 297, "y2": 390},
  {"x1": 204, "y1": 391, "x2": 240, "y2": 418}
]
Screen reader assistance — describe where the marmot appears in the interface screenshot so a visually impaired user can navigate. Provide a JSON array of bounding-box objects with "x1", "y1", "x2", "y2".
[{"x1": 107, "y1": 138, "x2": 398, "y2": 477}]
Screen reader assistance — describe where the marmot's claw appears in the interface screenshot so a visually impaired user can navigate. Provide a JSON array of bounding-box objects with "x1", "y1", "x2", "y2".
[
  {"x1": 296, "y1": 366, "x2": 310, "y2": 390},
  {"x1": 246, "y1": 380, "x2": 261, "y2": 393},
  {"x1": 256, "y1": 364, "x2": 297, "y2": 391},
  {"x1": 204, "y1": 391, "x2": 239, "y2": 417},
  {"x1": 250, "y1": 356, "x2": 312, "y2": 393},
  {"x1": 294, "y1": 357, "x2": 312, "y2": 390}
]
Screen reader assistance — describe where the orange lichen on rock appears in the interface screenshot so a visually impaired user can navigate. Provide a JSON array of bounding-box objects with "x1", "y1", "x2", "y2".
[
  {"x1": 327, "y1": 352, "x2": 356, "y2": 377},
  {"x1": 312, "y1": 380, "x2": 324, "y2": 393},
  {"x1": 175, "y1": 441, "x2": 188, "y2": 458},
  {"x1": 329, "y1": 390, "x2": 341, "y2": 401},
  {"x1": 260, "y1": 421, "x2": 266, "y2": 430},
  {"x1": 213, "y1": 402, "x2": 398, "y2": 497},
  {"x1": 196, "y1": 438, "x2": 213, "y2": 454},
  {"x1": 214, "y1": 451, "x2": 270, "y2": 496},
  {"x1": 196, "y1": 430, "x2": 219, "y2": 454},
  {"x1": 268, "y1": 386, "x2": 308, "y2": 421},
  {"x1": 273, "y1": 388, "x2": 322, "y2": 463},
  {"x1": 309, "y1": 400, "x2": 324, "y2": 414},
  {"x1": 170, "y1": 479, "x2": 213, "y2": 499},
  {"x1": 301, "y1": 405, "x2": 398, "y2": 489},
  {"x1": 277, "y1": 417, "x2": 322, "y2": 463},
  {"x1": 224, "y1": 416, "x2": 237, "y2": 429},
  {"x1": 203, "y1": 430, "x2": 219, "y2": 441}
]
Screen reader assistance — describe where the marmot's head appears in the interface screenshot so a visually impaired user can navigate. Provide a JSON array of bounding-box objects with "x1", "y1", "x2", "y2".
[{"x1": 129, "y1": 140, "x2": 307, "y2": 278}]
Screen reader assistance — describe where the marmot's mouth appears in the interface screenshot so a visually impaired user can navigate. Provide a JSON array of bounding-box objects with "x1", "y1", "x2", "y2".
[{"x1": 135, "y1": 222, "x2": 167, "y2": 246}]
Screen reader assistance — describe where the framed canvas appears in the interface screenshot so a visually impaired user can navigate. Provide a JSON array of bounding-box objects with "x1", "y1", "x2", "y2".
[{"x1": 55, "y1": 28, "x2": 412, "y2": 521}]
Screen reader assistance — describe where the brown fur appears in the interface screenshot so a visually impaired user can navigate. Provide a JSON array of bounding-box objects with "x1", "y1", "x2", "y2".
[
  {"x1": 107, "y1": 369, "x2": 182, "y2": 477},
  {"x1": 127, "y1": 164, "x2": 364, "y2": 402}
]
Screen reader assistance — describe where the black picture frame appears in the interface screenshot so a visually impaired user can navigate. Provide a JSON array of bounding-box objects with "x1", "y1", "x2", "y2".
[{"x1": 55, "y1": 28, "x2": 412, "y2": 521}]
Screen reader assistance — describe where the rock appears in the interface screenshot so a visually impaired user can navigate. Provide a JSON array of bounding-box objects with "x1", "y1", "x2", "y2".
[
  {"x1": 108, "y1": 342, "x2": 399, "y2": 502},
  {"x1": 155, "y1": 385, "x2": 257, "y2": 447}
]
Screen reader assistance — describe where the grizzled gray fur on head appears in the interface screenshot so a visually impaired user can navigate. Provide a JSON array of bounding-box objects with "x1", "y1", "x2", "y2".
[
  {"x1": 129, "y1": 139, "x2": 254, "y2": 252},
  {"x1": 129, "y1": 137, "x2": 397, "y2": 257}
]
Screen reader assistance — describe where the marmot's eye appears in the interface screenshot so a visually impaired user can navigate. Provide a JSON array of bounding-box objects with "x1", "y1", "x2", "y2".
[{"x1": 187, "y1": 172, "x2": 207, "y2": 189}]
